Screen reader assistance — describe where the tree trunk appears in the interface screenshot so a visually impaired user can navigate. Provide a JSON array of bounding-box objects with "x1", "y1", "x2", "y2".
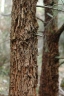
[
  {"x1": 39, "y1": 0, "x2": 59, "y2": 96},
  {"x1": 9, "y1": 0, "x2": 38, "y2": 96}
]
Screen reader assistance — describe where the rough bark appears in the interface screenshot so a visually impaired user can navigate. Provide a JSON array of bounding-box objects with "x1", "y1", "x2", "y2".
[
  {"x1": 39, "y1": 0, "x2": 59, "y2": 96},
  {"x1": 9, "y1": 0, "x2": 38, "y2": 96}
]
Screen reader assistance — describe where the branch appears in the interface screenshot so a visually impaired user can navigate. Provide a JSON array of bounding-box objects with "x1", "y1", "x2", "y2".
[
  {"x1": 59, "y1": 61, "x2": 64, "y2": 67},
  {"x1": 55, "y1": 56, "x2": 64, "y2": 67},
  {"x1": 55, "y1": 56, "x2": 64, "y2": 59},
  {"x1": 56, "y1": 24, "x2": 64, "y2": 36},
  {"x1": 59, "y1": 86, "x2": 64, "y2": 95},
  {"x1": 36, "y1": 34, "x2": 43, "y2": 37},
  {"x1": 36, "y1": 5, "x2": 64, "y2": 12},
  {"x1": 45, "y1": 3, "x2": 64, "y2": 6},
  {"x1": 0, "y1": 13, "x2": 11, "y2": 16},
  {"x1": 36, "y1": 16, "x2": 45, "y2": 23},
  {"x1": 38, "y1": 31, "x2": 43, "y2": 33}
]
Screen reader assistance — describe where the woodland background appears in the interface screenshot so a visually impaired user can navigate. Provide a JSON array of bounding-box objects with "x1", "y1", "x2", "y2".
[{"x1": 0, "y1": 0, "x2": 64, "y2": 96}]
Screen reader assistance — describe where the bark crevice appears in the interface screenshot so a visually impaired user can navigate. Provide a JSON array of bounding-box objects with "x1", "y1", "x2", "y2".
[{"x1": 9, "y1": 0, "x2": 38, "y2": 96}]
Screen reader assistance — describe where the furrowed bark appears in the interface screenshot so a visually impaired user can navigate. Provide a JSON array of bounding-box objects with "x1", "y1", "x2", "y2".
[
  {"x1": 39, "y1": 0, "x2": 59, "y2": 96},
  {"x1": 9, "y1": 0, "x2": 38, "y2": 96}
]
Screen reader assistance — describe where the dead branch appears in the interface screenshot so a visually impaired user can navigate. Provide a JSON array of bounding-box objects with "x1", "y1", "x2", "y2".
[
  {"x1": 59, "y1": 61, "x2": 64, "y2": 67},
  {"x1": 38, "y1": 31, "x2": 43, "y2": 33},
  {"x1": 36, "y1": 34, "x2": 43, "y2": 37},
  {"x1": 59, "y1": 86, "x2": 64, "y2": 95},
  {"x1": 0, "y1": 13, "x2": 11, "y2": 16},
  {"x1": 36, "y1": 16, "x2": 45, "y2": 23},
  {"x1": 55, "y1": 56, "x2": 64, "y2": 59},
  {"x1": 56, "y1": 24, "x2": 64, "y2": 37},
  {"x1": 36, "y1": 5, "x2": 64, "y2": 12}
]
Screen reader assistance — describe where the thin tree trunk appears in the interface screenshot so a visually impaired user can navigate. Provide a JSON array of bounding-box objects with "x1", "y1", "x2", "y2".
[
  {"x1": 9, "y1": 0, "x2": 38, "y2": 96},
  {"x1": 39, "y1": 0, "x2": 59, "y2": 96}
]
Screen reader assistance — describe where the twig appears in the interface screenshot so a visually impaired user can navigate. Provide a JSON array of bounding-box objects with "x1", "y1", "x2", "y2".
[
  {"x1": 36, "y1": 16, "x2": 45, "y2": 23},
  {"x1": 0, "y1": 13, "x2": 11, "y2": 16},
  {"x1": 55, "y1": 56, "x2": 64, "y2": 59},
  {"x1": 56, "y1": 24, "x2": 64, "y2": 37},
  {"x1": 36, "y1": 5, "x2": 64, "y2": 12},
  {"x1": 59, "y1": 61, "x2": 64, "y2": 67},
  {"x1": 38, "y1": 31, "x2": 43, "y2": 33},
  {"x1": 36, "y1": 34, "x2": 43, "y2": 37}
]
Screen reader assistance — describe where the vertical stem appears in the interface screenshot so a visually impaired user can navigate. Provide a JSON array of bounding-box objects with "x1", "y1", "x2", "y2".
[
  {"x1": 9, "y1": 0, "x2": 38, "y2": 96},
  {"x1": 39, "y1": 0, "x2": 59, "y2": 96}
]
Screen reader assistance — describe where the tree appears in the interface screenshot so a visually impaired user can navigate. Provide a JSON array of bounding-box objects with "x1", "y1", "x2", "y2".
[
  {"x1": 39, "y1": 0, "x2": 64, "y2": 96},
  {"x1": 9, "y1": 0, "x2": 38, "y2": 96}
]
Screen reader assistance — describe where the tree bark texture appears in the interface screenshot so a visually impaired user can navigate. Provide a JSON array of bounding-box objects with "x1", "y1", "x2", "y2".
[
  {"x1": 39, "y1": 0, "x2": 59, "y2": 96},
  {"x1": 9, "y1": 0, "x2": 38, "y2": 96}
]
